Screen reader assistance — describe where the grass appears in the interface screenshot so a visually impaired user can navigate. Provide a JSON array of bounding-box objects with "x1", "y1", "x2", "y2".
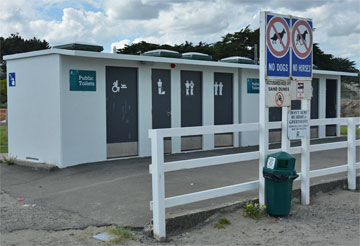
[
  {"x1": 0, "y1": 125, "x2": 8, "y2": 153},
  {"x1": 0, "y1": 155, "x2": 16, "y2": 165},
  {"x1": 107, "y1": 226, "x2": 135, "y2": 243},
  {"x1": 213, "y1": 217, "x2": 231, "y2": 229},
  {"x1": 340, "y1": 126, "x2": 360, "y2": 136}
]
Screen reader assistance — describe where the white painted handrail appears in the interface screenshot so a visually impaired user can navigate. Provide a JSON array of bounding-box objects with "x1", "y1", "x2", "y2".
[
  {"x1": 149, "y1": 122, "x2": 259, "y2": 138},
  {"x1": 149, "y1": 117, "x2": 360, "y2": 240}
]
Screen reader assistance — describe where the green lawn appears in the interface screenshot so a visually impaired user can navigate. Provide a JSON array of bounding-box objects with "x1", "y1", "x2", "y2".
[
  {"x1": 0, "y1": 126, "x2": 8, "y2": 153},
  {"x1": 340, "y1": 126, "x2": 360, "y2": 136}
]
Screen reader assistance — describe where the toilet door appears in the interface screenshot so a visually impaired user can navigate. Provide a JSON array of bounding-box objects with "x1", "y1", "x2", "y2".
[
  {"x1": 106, "y1": 66, "x2": 138, "y2": 158},
  {"x1": 214, "y1": 72, "x2": 233, "y2": 147},
  {"x1": 152, "y1": 69, "x2": 171, "y2": 153},
  {"x1": 181, "y1": 70, "x2": 202, "y2": 150}
]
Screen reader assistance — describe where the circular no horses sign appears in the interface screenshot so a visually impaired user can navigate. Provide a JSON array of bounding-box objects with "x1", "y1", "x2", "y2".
[{"x1": 292, "y1": 19, "x2": 313, "y2": 59}]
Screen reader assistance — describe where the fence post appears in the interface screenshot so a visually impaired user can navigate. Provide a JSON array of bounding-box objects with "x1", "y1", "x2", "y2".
[
  {"x1": 301, "y1": 100, "x2": 310, "y2": 205},
  {"x1": 347, "y1": 118, "x2": 356, "y2": 190},
  {"x1": 150, "y1": 130, "x2": 166, "y2": 240},
  {"x1": 258, "y1": 12, "x2": 268, "y2": 207},
  {"x1": 282, "y1": 107, "x2": 290, "y2": 152}
]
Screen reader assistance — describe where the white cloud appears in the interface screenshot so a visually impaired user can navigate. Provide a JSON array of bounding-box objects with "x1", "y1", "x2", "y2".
[
  {"x1": 111, "y1": 39, "x2": 131, "y2": 51},
  {"x1": 103, "y1": 0, "x2": 168, "y2": 20}
]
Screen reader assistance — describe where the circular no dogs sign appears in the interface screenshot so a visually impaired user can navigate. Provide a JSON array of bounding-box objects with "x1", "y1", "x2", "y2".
[
  {"x1": 292, "y1": 19, "x2": 313, "y2": 59},
  {"x1": 267, "y1": 17, "x2": 290, "y2": 58}
]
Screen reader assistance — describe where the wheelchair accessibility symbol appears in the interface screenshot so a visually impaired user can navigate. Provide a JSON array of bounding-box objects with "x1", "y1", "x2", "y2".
[{"x1": 112, "y1": 80, "x2": 127, "y2": 93}]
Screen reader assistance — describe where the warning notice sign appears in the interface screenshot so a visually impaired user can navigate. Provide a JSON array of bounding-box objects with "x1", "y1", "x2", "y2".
[
  {"x1": 288, "y1": 110, "x2": 309, "y2": 140},
  {"x1": 266, "y1": 80, "x2": 291, "y2": 107},
  {"x1": 290, "y1": 79, "x2": 312, "y2": 100}
]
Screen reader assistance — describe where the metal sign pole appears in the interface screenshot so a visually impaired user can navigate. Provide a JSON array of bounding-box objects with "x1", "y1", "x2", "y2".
[{"x1": 259, "y1": 11, "x2": 268, "y2": 206}]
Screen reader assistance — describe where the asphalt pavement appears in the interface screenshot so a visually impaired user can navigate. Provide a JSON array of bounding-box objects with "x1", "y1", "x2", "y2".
[{"x1": 0, "y1": 137, "x2": 359, "y2": 231}]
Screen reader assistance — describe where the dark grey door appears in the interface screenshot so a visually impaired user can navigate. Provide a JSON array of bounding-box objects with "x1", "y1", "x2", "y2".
[
  {"x1": 326, "y1": 79, "x2": 337, "y2": 136},
  {"x1": 181, "y1": 71, "x2": 202, "y2": 127},
  {"x1": 311, "y1": 79, "x2": 319, "y2": 119},
  {"x1": 214, "y1": 73, "x2": 233, "y2": 125},
  {"x1": 214, "y1": 73, "x2": 233, "y2": 147},
  {"x1": 269, "y1": 107, "x2": 281, "y2": 122},
  {"x1": 152, "y1": 69, "x2": 171, "y2": 129},
  {"x1": 106, "y1": 66, "x2": 138, "y2": 157},
  {"x1": 181, "y1": 71, "x2": 202, "y2": 150},
  {"x1": 310, "y1": 79, "x2": 319, "y2": 138}
]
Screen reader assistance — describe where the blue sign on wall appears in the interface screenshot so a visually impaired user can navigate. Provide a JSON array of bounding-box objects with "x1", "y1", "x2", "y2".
[
  {"x1": 70, "y1": 70, "x2": 96, "y2": 91},
  {"x1": 9, "y1": 73, "x2": 16, "y2": 87},
  {"x1": 266, "y1": 14, "x2": 291, "y2": 78},
  {"x1": 291, "y1": 18, "x2": 313, "y2": 78},
  {"x1": 247, "y1": 78, "x2": 259, "y2": 94}
]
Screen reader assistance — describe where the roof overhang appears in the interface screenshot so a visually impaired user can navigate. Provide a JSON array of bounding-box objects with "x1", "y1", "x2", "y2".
[{"x1": 4, "y1": 49, "x2": 358, "y2": 77}]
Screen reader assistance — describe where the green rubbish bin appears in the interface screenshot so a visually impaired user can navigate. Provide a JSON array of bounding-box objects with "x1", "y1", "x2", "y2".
[{"x1": 263, "y1": 152, "x2": 299, "y2": 216}]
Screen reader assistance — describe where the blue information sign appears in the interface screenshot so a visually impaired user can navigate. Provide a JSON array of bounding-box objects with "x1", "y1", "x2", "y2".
[
  {"x1": 247, "y1": 78, "x2": 259, "y2": 94},
  {"x1": 9, "y1": 73, "x2": 16, "y2": 87},
  {"x1": 70, "y1": 70, "x2": 96, "y2": 91},
  {"x1": 266, "y1": 14, "x2": 291, "y2": 78},
  {"x1": 291, "y1": 18, "x2": 313, "y2": 78}
]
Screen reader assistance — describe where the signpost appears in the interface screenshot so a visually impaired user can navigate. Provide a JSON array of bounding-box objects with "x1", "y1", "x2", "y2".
[
  {"x1": 266, "y1": 14, "x2": 291, "y2": 78},
  {"x1": 260, "y1": 11, "x2": 313, "y2": 207}
]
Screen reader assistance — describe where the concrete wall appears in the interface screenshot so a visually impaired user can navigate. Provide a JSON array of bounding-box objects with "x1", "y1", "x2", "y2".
[
  {"x1": 7, "y1": 55, "x2": 62, "y2": 165},
  {"x1": 317, "y1": 74, "x2": 341, "y2": 138},
  {"x1": 239, "y1": 68, "x2": 260, "y2": 146},
  {"x1": 7, "y1": 52, "x2": 342, "y2": 168},
  {"x1": 59, "y1": 56, "x2": 107, "y2": 167},
  {"x1": 58, "y1": 56, "x2": 239, "y2": 167}
]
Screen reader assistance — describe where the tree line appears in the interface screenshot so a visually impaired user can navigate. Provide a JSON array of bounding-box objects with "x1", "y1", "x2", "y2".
[{"x1": 118, "y1": 26, "x2": 357, "y2": 73}]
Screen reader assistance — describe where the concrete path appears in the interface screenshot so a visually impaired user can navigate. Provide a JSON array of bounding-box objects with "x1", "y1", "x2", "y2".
[{"x1": 1, "y1": 138, "x2": 359, "y2": 230}]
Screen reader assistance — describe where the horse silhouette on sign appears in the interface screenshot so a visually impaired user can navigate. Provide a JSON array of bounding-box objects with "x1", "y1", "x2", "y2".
[
  {"x1": 270, "y1": 29, "x2": 286, "y2": 44},
  {"x1": 296, "y1": 30, "x2": 308, "y2": 46}
]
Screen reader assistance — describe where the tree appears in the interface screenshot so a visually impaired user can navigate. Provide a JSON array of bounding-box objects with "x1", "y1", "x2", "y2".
[
  {"x1": 313, "y1": 43, "x2": 357, "y2": 72},
  {"x1": 117, "y1": 27, "x2": 357, "y2": 73},
  {"x1": 0, "y1": 33, "x2": 50, "y2": 76}
]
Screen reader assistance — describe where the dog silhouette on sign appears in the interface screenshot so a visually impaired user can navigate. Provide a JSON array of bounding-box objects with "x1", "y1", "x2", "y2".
[
  {"x1": 296, "y1": 30, "x2": 308, "y2": 46},
  {"x1": 270, "y1": 29, "x2": 286, "y2": 44}
]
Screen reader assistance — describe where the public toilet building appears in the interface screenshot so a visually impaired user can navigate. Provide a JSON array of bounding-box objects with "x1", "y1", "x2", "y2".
[{"x1": 5, "y1": 48, "x2": 356, "y2": 168}]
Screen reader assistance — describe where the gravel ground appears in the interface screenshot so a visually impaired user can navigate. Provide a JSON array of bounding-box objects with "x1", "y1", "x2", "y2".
[{"x1": 1, "y1": 188, "x2": 359, "y2": 246}]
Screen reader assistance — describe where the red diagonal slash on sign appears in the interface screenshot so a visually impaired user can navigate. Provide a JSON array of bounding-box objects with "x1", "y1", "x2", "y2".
[
  {"x1": 272, "y1": 26, "x2": 286, "y2": 51},
  {"x1": 295, "y1": 26, "x2": 309, "y2": 51}
]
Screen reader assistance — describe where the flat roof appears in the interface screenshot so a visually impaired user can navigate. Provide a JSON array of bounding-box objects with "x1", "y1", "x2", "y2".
[{"x1": 4, "y1": 48, "x2": 358, "y2": 77}]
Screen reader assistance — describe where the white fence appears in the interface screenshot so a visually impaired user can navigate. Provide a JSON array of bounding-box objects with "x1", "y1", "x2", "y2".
[{"x1": 149, "y1": 117, "x2": 360, "y2": 240}]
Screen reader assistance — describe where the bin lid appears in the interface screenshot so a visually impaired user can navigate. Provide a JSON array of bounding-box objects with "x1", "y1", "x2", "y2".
[
  {"x1": 141, "y1": 49, "x2": 182, "y2": 58},
  {"x1": 264, "y1": 151, "x2": 296, "y2": 171},
  {"x1": 181, "y1": 52, "x2": 212, "y2": 61},
  {"x1": 269, "y1": 151, "x2": 295, "y2": 161},
  {"x1": 54, "y1": 43, "x2": 104, "y2": 52}
]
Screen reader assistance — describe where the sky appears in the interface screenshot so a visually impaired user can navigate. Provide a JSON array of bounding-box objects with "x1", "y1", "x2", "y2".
[{"x1": 1, "y1": 0, "x2": 359, "y2": 69}]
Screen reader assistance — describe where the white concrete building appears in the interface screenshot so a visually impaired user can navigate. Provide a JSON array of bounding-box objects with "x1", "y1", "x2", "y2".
[{"x1": 4, "y1": 48, "x2": 357, "y2": 168}]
